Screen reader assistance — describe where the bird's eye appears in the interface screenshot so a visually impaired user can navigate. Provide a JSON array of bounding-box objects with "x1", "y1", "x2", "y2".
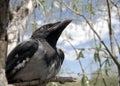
[
  {"x1": 40, "y1": 27, "x2": 46, "y2": 32},
  {"x1": 40, "y1": 27, "x2": 44, "y2": 31}
]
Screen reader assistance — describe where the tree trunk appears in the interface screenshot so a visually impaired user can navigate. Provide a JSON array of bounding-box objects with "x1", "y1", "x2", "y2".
[
  {"x1": 118, "y1": 67, "x2": 120, "y2": 86},
  {"x1": 0, "y1": 0, "x2": 9, "y2": 86},
  {"x1": 7, "y1": 0, "x2": 36, "y2": 54}
]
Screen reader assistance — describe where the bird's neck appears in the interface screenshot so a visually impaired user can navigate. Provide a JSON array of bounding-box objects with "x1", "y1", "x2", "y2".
[
  {"x1": 47, "y1": 40, "x2": 57, "y2": 48},
  {"x1": 46, "y1": 38, "x2": 58, "y2": 48},
  {"x1": 32, "y1": 38, "x2": 57, "y2": 48}
]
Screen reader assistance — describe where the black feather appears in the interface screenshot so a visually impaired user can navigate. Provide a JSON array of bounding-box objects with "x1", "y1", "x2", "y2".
[{"x1": 6, "y1": 39, "x2": 38, "y2": 79}]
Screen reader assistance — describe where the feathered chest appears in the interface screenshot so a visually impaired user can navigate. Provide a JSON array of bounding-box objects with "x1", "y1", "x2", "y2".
[
  {"x1": 33, "y1": 41, "x2": 57, "y2": 63},
  {"x1": 11, "y1": 41, "x2": 62, "y2": 81}
]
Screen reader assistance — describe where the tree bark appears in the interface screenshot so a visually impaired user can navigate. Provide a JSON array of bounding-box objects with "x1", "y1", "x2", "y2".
[
  {"x1": 0, "y1": 0, "x2": 9, "y2": 86},
  {"x1": 7, "y1": 0, "x2": 36, "y2": 54},
  {"x1": 118, "y1": 67, "x2": 120, "y2": 86}
]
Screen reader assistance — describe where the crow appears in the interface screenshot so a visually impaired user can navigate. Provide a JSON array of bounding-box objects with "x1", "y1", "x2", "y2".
[{"x1": 6, "y1": 20, "x2": 72, "y2": 83}]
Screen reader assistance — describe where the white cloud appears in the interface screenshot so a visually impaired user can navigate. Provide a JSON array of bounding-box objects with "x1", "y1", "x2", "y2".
[
  {"x1": 58, "y1": 23, "x2": 92, "y2": 46},
  {"x1": 64, "y1": 50, "x2": 77, "y2": 61},
  {"x1": 23, "y1": 35, "x2": 30, "y2": 40}
]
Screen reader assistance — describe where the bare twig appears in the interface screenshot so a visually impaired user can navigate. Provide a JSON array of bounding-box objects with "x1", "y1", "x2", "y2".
[{"x1": 77, "y1": 47, "x2": 96, "y2": 50}]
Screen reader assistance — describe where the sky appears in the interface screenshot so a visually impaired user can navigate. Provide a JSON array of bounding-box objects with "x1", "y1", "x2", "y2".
[{"x1": 21, "y1": 0, "x2": 120, "y2": 78}]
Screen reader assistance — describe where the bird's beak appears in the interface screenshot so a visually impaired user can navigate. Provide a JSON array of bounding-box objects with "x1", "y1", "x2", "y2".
[
  {"x1": 46, "y1": 20, "x2": 72, "y2": 46},
  {"x1": 52, "y1": 20, "x2": 72, "y2": 31}
]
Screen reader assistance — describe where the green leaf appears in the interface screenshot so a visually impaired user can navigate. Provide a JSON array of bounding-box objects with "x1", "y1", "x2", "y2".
[
  {"x1": 67, "y1": 34, "x2": 73, "y2": 40},
  {"x1": 81, "y1": 74, "x2": 90, "y2": 86},
  {"x1": 104, "y1": 59, "x2": 110, "y2": 76},
  {"x1": 99, "y1": 43, "x2": 102, "y2": 49},
  {"x1": 94, "y1": 51, "x2": 98, "y2": 62},
  {"x1": 73, "y1": 4, "x2": 78, "y2": 11},
  {"x1": 105, "y1": 69, "x2": 109, "y2": 76},
  {"x1": 36, "y1": 0, "x2": 46, "y2": 16},
  {"x1": 89, "y1": 2, "x2": 95, "y2": 15},
  {"x1": 73, "y1": 1, "x2": 78, "y2": 11},
  {"x1": 94, "y1": 51, "x2": 101, "y2": 63},
  {"x1": 82, "y1": 4, "x2": 87, "y2": 12},
  {"x1": 76, "y1": 50, "x2": 84, "y2": 60},
  {"x1": 106, "y1": 58, "x2": 111, "y2": 66}
]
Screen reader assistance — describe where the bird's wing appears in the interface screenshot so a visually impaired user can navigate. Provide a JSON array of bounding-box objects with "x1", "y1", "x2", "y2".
[
  {"x1": 6, "y1": 39, "x2": 39, "y2": 78},
  {"x1": 57, "y1": 49, "x2": 64, "y2": 65}
]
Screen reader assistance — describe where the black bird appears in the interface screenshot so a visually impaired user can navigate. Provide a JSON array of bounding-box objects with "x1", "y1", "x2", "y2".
[{"x1": 6, "y1": 20, "x2": 72, "y2": 83}]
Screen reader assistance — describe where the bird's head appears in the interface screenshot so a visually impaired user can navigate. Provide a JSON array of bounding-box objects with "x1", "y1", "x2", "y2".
[{"x1": 31, "y1": 20, "x2": 72, "y2": 47}]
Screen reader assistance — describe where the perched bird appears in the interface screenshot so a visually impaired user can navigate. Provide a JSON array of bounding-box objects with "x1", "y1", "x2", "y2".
[{"x1": 6, "y1": 20, "x2": 72, "y2": 83}]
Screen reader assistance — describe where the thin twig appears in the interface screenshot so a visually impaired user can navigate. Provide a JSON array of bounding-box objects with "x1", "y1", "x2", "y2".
[
  {"x1": 101, "y1": 73, "x2": 107, "y2": 86},
  {"x1": 94, "y1": 68, "x2": 101, "y2": 86},
  {"x1": 110, "y1": 0, "x2": 120, "y2": 21},
  {"x1": 66, "y1": 40, "x2": 85, "y2": 73},
  {"x1": 110, "y1": 0, "x2": 120, "y2": 54},
  {"x1": 106, "y1": 0, "x2": 115, "y2": 55},
  {"x1": 99, "y1": 60, "x2": 107, "y2": 86},
  {"x1": 113, "y1": 31, "x2": 120, "y2": 54}
]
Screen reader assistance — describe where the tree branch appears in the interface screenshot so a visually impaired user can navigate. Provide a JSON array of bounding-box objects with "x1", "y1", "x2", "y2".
[
  {"x1": 106, "y1": 0, "x2": 115, "y2": 55},
  {"x1": 0, "y1": 0, "x2": 9, "y2": 85},
  {"x1": 9, "y1": 76, "x2": 77, "y2": 86}
]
